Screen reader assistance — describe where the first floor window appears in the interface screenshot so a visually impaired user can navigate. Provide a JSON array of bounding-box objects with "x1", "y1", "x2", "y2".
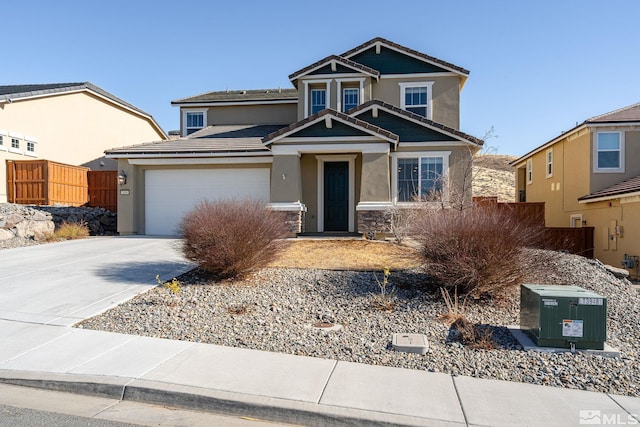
[
  {"x1": 397, "y1": 156, "x2": 444, "y2": 202},
  {"x1": 185, "y1": 111, "x2": 205, "y2": 135},
  {"x1": 343, "y1": 88, "x2": 359, "y2": 112},
  {"x1": 26, "y1": 141, "x2": 35, "y2": 153},
  {"x1": 11, "y1": 138, "x2": 20, "y2": 150},
  {"x1": 310, "y1": 89, "x2": 326, "y2": 115},
  {"x1": 596, "y1": 132, "x2": 622, "y2": 171},
  {"x1": 0, "y1": 135, "x2": 4, "y2": 148}
]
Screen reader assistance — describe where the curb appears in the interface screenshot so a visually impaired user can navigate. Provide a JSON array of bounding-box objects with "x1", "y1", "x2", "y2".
[{"x1": 0, "y1": 370, "x2": 450, "y2": 427}]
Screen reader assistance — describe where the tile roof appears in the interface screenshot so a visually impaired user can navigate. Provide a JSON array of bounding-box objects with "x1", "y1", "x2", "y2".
[
  {"x1": 288, "y1": 55, "x2": 380, "y2": 82},
  {"x1": 349, "y1": 100, "x2": 484, "y2": 146},
  {"x1": 106, "y1": 124, "x2": 283, "y2": 156},
  {"x1": 578, "y1": 175, "x2": 640, "y2": 202},
  {"x1": 341, "y1": 37, "x2": 470, "y2": 76},
  {"x1": 586, "y1": 102, "x2": 640, "y2": 123},
  {"x1": 172, "y1": 88, "x2": 298, "y2": 104},
  {"x1": 262, "y1": 108, "x2": 399, "y2": 145},
  {"x1": 0, "y1": 82, "x2": 149, "y2": 116}
]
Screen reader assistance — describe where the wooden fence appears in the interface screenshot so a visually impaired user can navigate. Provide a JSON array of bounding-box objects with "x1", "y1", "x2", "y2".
[
  {"x1": 87, "y1": 171, "x2": 117, "y2": 212},
  {"x1": 7, "y1": 160, "x2": 89, "y2": 206},
  {"x1": 6, "y1": 160, "x2": 117, "y2": 211},
  {"x1": 473, "y1": 197, "x2": 594, "y2": 258}
]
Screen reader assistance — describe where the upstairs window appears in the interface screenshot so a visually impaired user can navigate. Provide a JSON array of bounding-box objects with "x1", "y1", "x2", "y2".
[
  {"x1": 310, "y1": 89, "x2": 326, "y2": 115},
  {"x1": 395, "y1": 155, "x2": 446, "y2": 203},
  {"x1": 526, "y1": 159, "x2": 533, "y2": 184},
  {"x1": 342, "y1": 88, "x2": 359, "y2": 112},
  {"x1": 184, "y1": 110, "x2": 206, "y2": 136},
  {"x1": 399, "y1": 82, "x2": 433, "y2": 119},
  {"x1": 546, "y1": 149, "x2": 553, "y2": 177},
  {"x1": 595, "y1": 132, "x2": 623, "y2": 172}
]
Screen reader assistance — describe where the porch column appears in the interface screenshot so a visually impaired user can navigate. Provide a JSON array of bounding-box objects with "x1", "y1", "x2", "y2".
[
  {"x1": 357, "y1": 152, "x2": 393, "y2": 238},
  {"x1": 269, "y1": 155, "x2": 306, "y2": 235}
]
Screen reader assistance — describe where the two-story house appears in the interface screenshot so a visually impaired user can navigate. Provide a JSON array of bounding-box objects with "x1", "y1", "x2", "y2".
[
  {"x1": 106, "y1": 37, "x2": 483, "y2": 236},
  {"x1": 512, "y1": 102, "x2": 640, "y2": 271},
  {"x1": 0, "y1": 82, "x2": 167, "y2": 203}
]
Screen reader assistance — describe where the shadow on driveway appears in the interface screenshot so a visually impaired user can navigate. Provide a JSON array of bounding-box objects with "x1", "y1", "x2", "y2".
[{"x1": 93, "y1": 261, "x2": 193, "y2": 284}]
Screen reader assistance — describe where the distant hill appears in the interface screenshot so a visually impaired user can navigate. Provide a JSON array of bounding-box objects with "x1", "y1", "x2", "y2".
[{"x1": 472, "y1": 154, "x2": 516, "y2": 202}]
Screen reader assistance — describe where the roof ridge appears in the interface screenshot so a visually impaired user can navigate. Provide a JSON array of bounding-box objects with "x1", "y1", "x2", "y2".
[
  {"x1": 340, "y1": 37, "x2": 470, "y2": 76},
  {"x1": 288, "y1": 54, "x2": 380, "y2": 81},
  {"x1": 349, "y1": 99, "x2": 484, "y2": 146},
  {"x1": 586, "y1": 101, "x2": 640, "y2": 122}
]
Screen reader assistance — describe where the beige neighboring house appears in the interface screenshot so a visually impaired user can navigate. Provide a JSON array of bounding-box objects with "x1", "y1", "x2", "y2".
[
  {"x1": 512, "y1": 102, "x2": 640, "y2": 272},
  {"x1": 106, "y1": 37, "x2": 483, "y2": 236},
  {"x1": 0, "y1": 82, "x2": 167, "y2": 203}
]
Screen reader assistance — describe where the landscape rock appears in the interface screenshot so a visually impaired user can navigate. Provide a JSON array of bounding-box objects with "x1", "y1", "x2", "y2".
[{"x1": 78, "y1": 248, "x2": 640, "y2": 397}]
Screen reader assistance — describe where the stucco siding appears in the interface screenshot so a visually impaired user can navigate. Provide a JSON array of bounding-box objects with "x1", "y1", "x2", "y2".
[
  {"x1": 0, "y1": 92, "x2": 165, "y2": 203},
  {"x1": 207, "y1": 104, "x2": 297, "y2": 126}
]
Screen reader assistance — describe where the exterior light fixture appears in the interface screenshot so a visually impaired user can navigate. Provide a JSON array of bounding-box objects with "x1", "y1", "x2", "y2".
[{"x1": 117, "y1": 171, "x2": 127, "y2": 186}]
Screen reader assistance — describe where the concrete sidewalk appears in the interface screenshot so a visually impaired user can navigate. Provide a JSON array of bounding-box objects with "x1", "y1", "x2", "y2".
[{"x1": 1, "y1": 237, "x2": 639, "y2": 426}]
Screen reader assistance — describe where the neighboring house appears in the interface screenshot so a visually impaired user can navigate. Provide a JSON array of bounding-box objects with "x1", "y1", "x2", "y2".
[
  {"x1": 106, "y1": 37, "x2": 483, "y2": 236},
  {"x1": 512, "y1": 102, "x2": 640, "y2": 270},
  {"x1": 0, "y1": 82, "x2": 167, "y2": 203}
]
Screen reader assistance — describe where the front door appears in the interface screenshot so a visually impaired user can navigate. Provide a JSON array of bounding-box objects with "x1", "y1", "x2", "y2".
[{"x1": 324, "y1": 161, "x2": 349, "y2": 231}]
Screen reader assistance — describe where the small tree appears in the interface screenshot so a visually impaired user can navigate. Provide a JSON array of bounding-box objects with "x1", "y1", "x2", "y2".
[{"x1": 179, "y1": 199, "x2": 288, "y2": 279}]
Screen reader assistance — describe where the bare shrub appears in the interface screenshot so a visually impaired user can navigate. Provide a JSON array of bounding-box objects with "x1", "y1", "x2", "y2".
[
  {"x1": 449, "y1": 317, "x2": 496, "y2": 349},
  {"x1": 179, "y1": 199, "x2": 288, "y2": 280},
  {"x1": 412, "y1": 204, "x2": 545, "y2": 298}
]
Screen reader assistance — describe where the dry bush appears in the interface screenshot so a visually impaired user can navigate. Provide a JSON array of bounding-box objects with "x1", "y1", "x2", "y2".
[
  {"x1": 450, "y1": 317, "x2": 496, "y2": 349},
  {"x1": 54, "y1": 221, "x2": 90, "y2": 240},
  {"x1": 179, "y1": 199, "x2": 288, "y2": 280},
  {"x1": 412, "y1": 204, "x2": 545, "y2": 298}
]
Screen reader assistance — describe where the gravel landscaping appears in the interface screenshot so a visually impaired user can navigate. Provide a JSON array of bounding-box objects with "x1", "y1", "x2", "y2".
[{"x1": 77, "y1": 248, "x2": 640, "y2": 397}]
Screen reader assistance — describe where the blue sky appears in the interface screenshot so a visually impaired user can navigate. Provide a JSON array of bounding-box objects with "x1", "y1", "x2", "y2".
[{"x1": 2, "y1": 0, "x2": 639, "y2": 156}]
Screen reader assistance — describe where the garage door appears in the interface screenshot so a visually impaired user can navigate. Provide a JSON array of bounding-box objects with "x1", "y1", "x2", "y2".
[{"x1": 145, "y1": 168, "x2": 270, "y2": 235}]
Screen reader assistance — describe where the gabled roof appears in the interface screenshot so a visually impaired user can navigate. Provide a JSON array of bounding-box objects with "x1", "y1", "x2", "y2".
[
  {"x1": 106, "y1": 124, "x2": 281, "y2": 157},
  {"x1": 578, "y1": 175, "x2": 640, "y2": 203},
  {"x1": 289, "y1": 55, "x2": 380, "y2": 83},
  {"x1": 172, "y1": 88, "x2": 297, "y2": 105},
  {"x1": 350, "y1": 100, "x2": 484, "y2": 146},
  {"x1": 587, "y1": 102, "x2": 640, "y2": 123},
  {"x1": 511, "y1": 101, "x2": 640, "y2": 166},
  {"x1": 342, "y1": 37, "x2": 470, "y2": 77},
  {"x1": 0, "y1": 82, "x2": 166, "y2": 138},
  {"x1": 262, "y1": 108, "x2": 398, "y2": 145}
]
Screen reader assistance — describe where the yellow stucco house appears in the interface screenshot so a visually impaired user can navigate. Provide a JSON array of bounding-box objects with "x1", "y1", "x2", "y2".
[
  {"x1": 0, "y1": 82, "x2": 167, "y2": 203},
  {"x1": 512, "y1": 102, "x2": 640, "y2": 275}
]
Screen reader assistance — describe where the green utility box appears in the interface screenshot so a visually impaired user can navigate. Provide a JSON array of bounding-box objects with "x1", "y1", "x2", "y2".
[{"x1": 520, "y1": 284, "x2": 607, "y2": 350}]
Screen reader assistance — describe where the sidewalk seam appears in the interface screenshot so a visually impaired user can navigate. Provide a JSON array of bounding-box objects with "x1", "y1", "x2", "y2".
[
  {"x1": 606, "y1": 393, "x2": 639, "y2": 422},
  {"x1": 316, "y1": 359, "x2": 338, "y2": 404},
  {"x1": 0, "y1": 329, "x2": 73, "y2": 365},
  {"x1": 451, "y1": 375, "x2": 469, "y2": 427}
]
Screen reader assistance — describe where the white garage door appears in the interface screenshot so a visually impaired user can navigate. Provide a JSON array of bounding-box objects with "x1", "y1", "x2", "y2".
[{"x1": 145, "y1": 168, "x2": 270, "y2": 235}]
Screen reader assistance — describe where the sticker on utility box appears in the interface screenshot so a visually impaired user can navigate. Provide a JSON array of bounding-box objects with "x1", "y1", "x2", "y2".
[
  {"x1": 578, "y1": 297, "x2": 603, "y2": 306},
  {"x1": 562, "y1": 319, "x2": 584, "y2": 338},
  {"x1": 542, "y1": 299, "x2": 558, "y2": 306}
]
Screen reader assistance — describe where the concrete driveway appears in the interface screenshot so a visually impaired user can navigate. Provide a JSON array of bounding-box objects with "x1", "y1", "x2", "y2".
[{"x1": 0, "y1": 237, "x2": 192, "y2": 326}]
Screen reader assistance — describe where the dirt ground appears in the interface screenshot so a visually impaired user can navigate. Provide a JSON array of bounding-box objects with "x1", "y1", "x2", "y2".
[{"x1": 267, "y1": 239, "x2": 423, "y2": 270}]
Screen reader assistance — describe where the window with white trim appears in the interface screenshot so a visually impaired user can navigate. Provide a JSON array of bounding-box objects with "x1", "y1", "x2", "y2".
[
  {"x1": 526, "y1": 159, "x2": 533, "y2": 184},
  {"x1": 342, "y1": 88, "x2": 359, "y2": 112},
  {"x1": 595, "y1": 131, "x2": 624, "y2": 172},
  {"x1": 394, "y1": 153, "x2": 449, "y2": 203},
  {"x1": 399, "y1": 82, "x2": 434, "y2": 119},
  {"x1": 546, "y1": 148, "x2": 553, "y2": 177},
  {"x1": 11, "y1": 138, "x2": 20, "y2": 150},
  {"x1": 0, "y1": 134, "x2": 4, "y2": 150},
  {"x1": 26, "y1": 140, "x2": 36, "y2": 155},
  {"x1": 184, "y1": 110, "x2": 206, "y2": 136},
  {"x1": 310, "y1": 89, "x2": 326, "y2": 115}
]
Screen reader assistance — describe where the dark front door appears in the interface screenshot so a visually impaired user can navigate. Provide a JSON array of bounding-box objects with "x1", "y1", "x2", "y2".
[{"x1": 324, "y1": 161, "x2": 349, "y2": 231}]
